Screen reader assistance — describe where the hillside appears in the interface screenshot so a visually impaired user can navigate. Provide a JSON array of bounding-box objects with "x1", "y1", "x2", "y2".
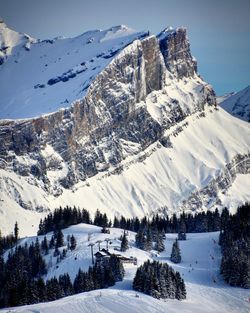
[
  {"x1": 1, "y1": 224, "x2": 249, "y2": 313},
  {"x1": 1, "y1": 106, "x2": 250, "y2": 237},
  {"x1": 220, "y1": 85, "x2": 250, "y2": 122}
]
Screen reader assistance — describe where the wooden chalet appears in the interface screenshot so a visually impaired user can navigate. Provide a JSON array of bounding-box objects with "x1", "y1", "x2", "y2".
[{"x1": 94, "y1": 248, "x2": 137, "y2": 265}]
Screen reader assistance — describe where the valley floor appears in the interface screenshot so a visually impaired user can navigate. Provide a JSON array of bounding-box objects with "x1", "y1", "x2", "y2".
[{"x1": 1, "y1": 226, "x2": 249, "y2": 313}]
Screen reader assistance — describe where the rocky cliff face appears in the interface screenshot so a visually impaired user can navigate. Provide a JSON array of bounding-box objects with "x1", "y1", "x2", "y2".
[
  {"x1": 179, "y1": 153, "x2": 250, "y2": 212},
  {"x1": 1, "y1": 25, "x2": 249, "y2": 236},
  {"x1": 158, "y1": 27, "x2": 197, "y2": 78},
  {"x1": 0, "y1": 28, "x2": 215, "y2": 192}
]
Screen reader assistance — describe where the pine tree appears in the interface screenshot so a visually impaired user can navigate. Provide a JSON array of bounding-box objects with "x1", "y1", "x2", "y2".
[
  {"x1": 120, "y1": 230, "x2": 129, "y2": 252},
  {"x1": 59, "y1": 273, "x2": 73, "y2": 296},
  {"x1": 133, "y1": 260, "x2": 186, "y2": 300},
  {"x1": 135, "y1": 229, "x2": 144, "y2": 249},
  {"x1": 54, "y1": 246, "x2": 60, "y2": 257},
  {"x1": 55, "y1": 229, "x2": 64, "y2": 248},
  {"x1": 103, "y1": 264, "x2": 115, "y2": 287},
  {"x1": 175, "y1": 271, "x2": 186, "y2": 300},
  {"x1": 170, "y1": 239, "x2": 181, "y2": 263},
  {"x1": 35, "y1": 277, "x2": 47, "y2": 302},
  {"x1": 241, "y1": 259, "x2": 250, "y2": 289},
  {"x1": 178, "y1": 231, "x2": 186, "y2": 240},
  {"x1": 70, "y1": 235, "x2": 77, "y2": 251},
  {"x1": 73, "y1": 269, "x2": 86, "y2": 293},
  {"x1": 145, "y1": 227, "x2": 153, "y2": 251},
  {"x1": 49, "y1": 236, "x2": 55, "y2": 249},
  {"x1": 219, "y1": 203, "x2": 250, "y2": 288},
  {"x1": 41, "y1": 236, "x2": 49, "y2": 255},
  {"x1": 109, "y1": 255, "x2": 125, "y2": 281},
  {"x1": 37, "y1": 219, "x2": 45, "y2": 235},
  {"x1": 14, "y1": 222, "x2": 19, "y2": 243},
  {"x1": 155, "y1": 232, "x2": 165, "y2": 252},
  {"x1": 46, "y1": 277, "x2": 63, "y2": 301}
]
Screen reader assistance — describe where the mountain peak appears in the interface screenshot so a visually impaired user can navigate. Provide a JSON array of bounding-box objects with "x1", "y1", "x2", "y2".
[
  {"x1": 0, "y1": 20, "x2": 36, "y2": 65},
  {"x1": 157, "y1": 26, "x2": 186, "y2": 40},
  {"x1": 108, "y1": 24, "x2": 130, "y2": 31}
]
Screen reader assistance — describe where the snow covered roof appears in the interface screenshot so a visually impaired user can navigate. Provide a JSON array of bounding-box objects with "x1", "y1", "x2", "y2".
[{"x1": 95, "y1": 248, "x2": 112, "y2": 257}]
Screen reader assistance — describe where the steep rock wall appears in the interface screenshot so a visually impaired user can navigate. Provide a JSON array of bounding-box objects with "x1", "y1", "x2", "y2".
[{"x1": 0, "y1": 28, "x2": 216, "y2": 203}]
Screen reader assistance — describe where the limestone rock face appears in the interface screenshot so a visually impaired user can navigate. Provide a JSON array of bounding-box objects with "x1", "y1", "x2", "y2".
[{"x1": 158, "y1": 27, "x2": 197, "y2": 78}]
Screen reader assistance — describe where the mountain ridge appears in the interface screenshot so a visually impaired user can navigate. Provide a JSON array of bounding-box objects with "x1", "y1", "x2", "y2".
[
  {"x1": 220, "y1": 85, "x2": 250, "y2": 122},
  {"x1": 0, "y1": 24, "x2": 249, "y2": 236},
  {"x1": 0, "y1": 21, "x2": 147, "y2": 119}
]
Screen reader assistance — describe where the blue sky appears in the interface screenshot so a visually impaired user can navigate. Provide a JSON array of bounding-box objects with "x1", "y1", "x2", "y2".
[{"x1": 0, "y1": 0, "x2": 249, "y2": 95}]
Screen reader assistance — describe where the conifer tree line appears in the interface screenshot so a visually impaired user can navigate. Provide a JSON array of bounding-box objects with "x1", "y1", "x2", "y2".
[
  {"x1": 114, "y1": 209, "x2": 221, "y2": 234},
  {"x1": 133, "y1": 260, "x2": 186, "y2": 300},
  {"x1": 37, "y1": 206, "x2": 92, "y2": 235},
  {"x1": 0, "y1": 222, "x2": 19, "y2": 253},
  {"x1": 219, "y1": 204, "x2": 250, "y2": 288},
  {"x1": 37, "y1": 206, "x2": 222, "y2": 237},
  {"x1": 0, "y1": 232, "x2": 124, "y2": 308},
  {"x1": 135, "y1": 226, "x2": 165, "y2": 252}
]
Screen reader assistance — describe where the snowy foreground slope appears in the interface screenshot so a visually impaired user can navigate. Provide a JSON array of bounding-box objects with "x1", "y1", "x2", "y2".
[
  {"x1": 1, "y1": 224, "x2": 249, "y2": 313},
  {"x1": 220, "y1": 85, "x2": 250, "y2": 122}
]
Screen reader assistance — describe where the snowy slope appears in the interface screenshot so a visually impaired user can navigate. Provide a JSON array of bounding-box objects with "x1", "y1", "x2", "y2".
[
  {"x1": 0, "y1": 22, "x2": 146, "y2": 119},
  {"x1": 1, "y1": 106, "x2": 249, "y2": 237},
  {"x1": 1, "y1": 224, "x2": 249, "y2": 313},
  {"x1": 220, "y1": 85, "x2": 250, "y2": 122}
]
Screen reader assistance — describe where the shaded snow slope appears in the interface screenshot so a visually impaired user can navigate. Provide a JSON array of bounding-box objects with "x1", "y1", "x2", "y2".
[
  {"x1": 0, "y1": 107, "x2": 249, "y2": 237},
  {"x1": 0, "y1": 22, "x2": 146, "y2": 119},
  {"x1": 217, "y1": 92, "x2": 234, "y2": 104},
  {"x1": 1, "y1": 225, "x2": 249, "y2": 313},
  {"x1": 220, "y1": 85, "x2": 250, "y2": 122}
]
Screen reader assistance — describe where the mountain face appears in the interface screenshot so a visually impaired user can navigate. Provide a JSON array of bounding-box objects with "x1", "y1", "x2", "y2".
[
  {"x1": 0, "y1": 22, "x2": 147, "y2": 119},
  {"x1": 220, "y1": 85, "x2": 250, "y2": 122},
  {"x1": 0, "y1": 23, "x2": 249, "y2": 236}
]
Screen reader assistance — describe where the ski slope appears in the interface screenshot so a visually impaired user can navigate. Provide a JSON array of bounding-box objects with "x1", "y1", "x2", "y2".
[{"x1": 1, "y1": 224, "x2": 249, "y2": 313}]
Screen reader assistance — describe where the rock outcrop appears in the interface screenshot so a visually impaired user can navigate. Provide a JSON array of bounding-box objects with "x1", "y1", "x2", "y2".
[{"x1": 158, "y1": 27, "x2": 197, "y2": 78}]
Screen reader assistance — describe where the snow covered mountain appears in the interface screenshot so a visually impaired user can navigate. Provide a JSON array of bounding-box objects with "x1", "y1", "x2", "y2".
[
  {"x1": 0, "y1": 21, "x2": 146, "y2": 119},
  {"x1": 0, "y1": 23, "x2": 250, "y2": 236},
  {"x1": 220, "y1": 85, "x2": 250, "y2": 122},
  {"x1": 1, "y1": 224, "x2": 249, "y2": 313}
]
